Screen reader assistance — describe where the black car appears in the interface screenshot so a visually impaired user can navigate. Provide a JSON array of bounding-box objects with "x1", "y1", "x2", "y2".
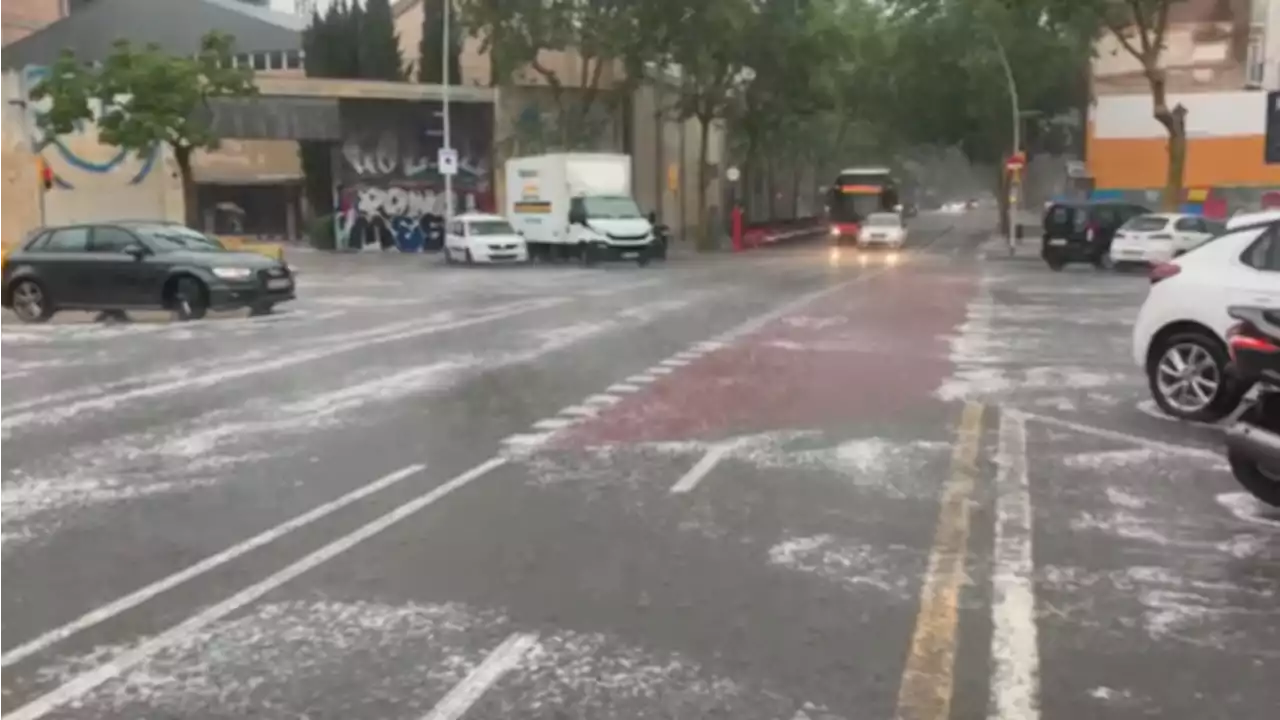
[
  {"x1": 2, "y1": 222, "x2": 295, "y2": 323},
  {"x1": 1041, "y1": 199, "x2": 1150, "y2": 270}
]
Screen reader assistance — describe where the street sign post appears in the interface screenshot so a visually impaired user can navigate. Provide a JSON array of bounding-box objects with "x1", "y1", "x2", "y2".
[{"x1": 438, "y1": 147, "x2": 458, "y2": 176}]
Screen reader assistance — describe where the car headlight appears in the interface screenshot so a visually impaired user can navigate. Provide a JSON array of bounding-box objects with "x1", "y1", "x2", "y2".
[{"x1": 212, "y1": 267, "x2": 254, "y2": 281}]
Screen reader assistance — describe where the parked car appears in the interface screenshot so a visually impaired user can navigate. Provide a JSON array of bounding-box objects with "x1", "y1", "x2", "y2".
[
  {"x1": 1223, "y1": 305, "x2": 1280, "y2": 507},
  {"x1": 444, "y1": 213, "x2": 529, "y2": 265},
  {"x1": 1132, "y1": 215, "x2": 1280, "y2": 421},
  {"x1": 1042, "y1": 199, "x2": 1150, "y2": 270},
  {"x1": 1108, "y1": 213, "x2": 1224, "y2": 269},
  {"x1": 1, "y1": 222, "x2": 295, "y2": 323}
]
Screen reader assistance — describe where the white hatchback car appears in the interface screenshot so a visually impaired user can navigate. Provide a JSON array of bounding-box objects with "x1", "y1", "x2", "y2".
[
  {"x1": 1132, "y1": 216, "x2": 1280, "y2": 421},
  {"x1": 444, "y1": 213, "x2": 529, "y2": 264},
  {"x1": 858, "y1": 212, "x2": 907, "y2": 248},
  {"x1": 1109, "y1": 212, "x2": 1222, "y2": 267}
]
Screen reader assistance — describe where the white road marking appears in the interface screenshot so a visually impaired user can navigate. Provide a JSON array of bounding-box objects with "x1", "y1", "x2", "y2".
[
  {"x1": 606, "y1": 383, "x2": 643, "y2": 393},
  {"x1": 1018, "y1": 411, "x2": 1221, "y2": 459},
  {"x1": 990, "y1": 410, "x2": 1041, "y2": 720},
  {"x1": 3, "y1": 458, "x2": 508, "y2": 720},
  {"x1": 625, "y1": 374, "x2": 658, "y2": 384},
  {"x1": 584, "y1": 393, "x2": 622, "y2": 406},
  {"x1": 418, "y1": 632, "x2": 539, "y2": 720},
  {"x1": 660, "y1": 358, "x2": 691, "y2": 367},
  {"x1": 670, "y1": 444, "x2": 730, "y2": 494},
  {"x1": 532, "y1": 417, "x2": 574, "y2": 431},
  {"x1": 557, "y1": 405, "x2": 599, "y2": 418},
  {"x1": 501, "y1": 433, "x2": 551, "y2": 448},
  {"x1": 2, "y1": 299, "x2": 566, "y2": 433},
  {"x1": 649, "y1": 366, "x2": 675, "y2": 375},
  {"x1": 0, "y1": 463, "x2": 427, "y2": 668},
  {"x1": 694, "y1": 341, "x2": 726, "y2": 352},
  {"x1": 673, "y1": 351, "x2": 703, "y2": 360}
]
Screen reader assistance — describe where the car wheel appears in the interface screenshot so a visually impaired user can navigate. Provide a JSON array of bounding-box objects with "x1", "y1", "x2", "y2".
[
  {"x1": 464, "y1": 248, "x2": 476, "y2": 265},
  {"x1": 637, "y1": 250, "x2": 651, "y2": 267},
  {"x1": 444, "y1": 247, "x2": 456, "y2": 265},
  {"x1": 9, "y1": 278, "x2": 54, "y2": 323},
  {"x1": 1045, "y1": 257, "x2": 1065, "y2": 271},
  {"x1": 171, "y1": 277, "x2": 209, "y2": 321},
  {"x1": 1148, "y1": 331, "x2": 1244, "y2": 422}
]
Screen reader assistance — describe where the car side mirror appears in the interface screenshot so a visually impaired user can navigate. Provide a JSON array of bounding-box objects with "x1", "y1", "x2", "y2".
[{"x1": 123, "y1": 243, "x2": 150, "y2": 260}]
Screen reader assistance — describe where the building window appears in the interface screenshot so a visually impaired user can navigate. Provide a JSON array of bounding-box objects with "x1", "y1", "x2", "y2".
[
  {"x1": 287, "y1": 50, "x2": 302, "y2": 70},
  {"x1": 1247, "y1": 34, "x2": 1265, "y2": 88},
  {"x1": 252, "y1": 53, "x2": 268, "y2": 71}
]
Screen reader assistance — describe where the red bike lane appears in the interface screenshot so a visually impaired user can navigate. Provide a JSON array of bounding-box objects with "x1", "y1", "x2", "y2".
[{"x1": 558, "y1": 265, "x2": 978, "y2": 446}]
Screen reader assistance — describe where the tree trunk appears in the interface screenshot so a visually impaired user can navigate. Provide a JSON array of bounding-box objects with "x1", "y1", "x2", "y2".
[
  {"x1": 696, "y1": 113, "x2": 714, "y2": 252},
  {"x1": 175, "y1": 146, "x2": 199, "y2": 229},
  {"x1": 1148, "y1": 68, "x2": 1188, "y2": 211}
]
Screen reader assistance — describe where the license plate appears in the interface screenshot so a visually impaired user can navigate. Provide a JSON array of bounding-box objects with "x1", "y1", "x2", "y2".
[
  {"x1": 621, "y1": 252, "x2": 639, "y2": 259},
  {"x1": 1048, "y1": 239, "x2": 1067, "y2": 246},
  {"x1": 267, "y1": 278, "x2": 292, "y2": 290}
]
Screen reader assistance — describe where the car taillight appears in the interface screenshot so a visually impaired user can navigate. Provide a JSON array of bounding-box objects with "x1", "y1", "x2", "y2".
[
  {"x1": 1226, "y1": 321, "x2": 1280, "y2": 359},
  {"x1": 1149, "y1": 262, "x2": 1181, "y2": 284}
]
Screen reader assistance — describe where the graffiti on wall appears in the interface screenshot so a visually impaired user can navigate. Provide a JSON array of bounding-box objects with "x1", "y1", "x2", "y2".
[
  {"x1": 17, "y1": 65, "x2": 158, "y2": 188},
  {"x1": 337, "y1": 185, "x2": 480, "y2": 252},
  {"x1": 335, "y1": 98, "x2": 494, "y2": 252}
]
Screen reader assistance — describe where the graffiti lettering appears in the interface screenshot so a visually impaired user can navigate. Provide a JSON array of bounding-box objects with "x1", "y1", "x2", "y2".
[{"x1": 337, "y1": 184, "x2": 482, "y2": 252}]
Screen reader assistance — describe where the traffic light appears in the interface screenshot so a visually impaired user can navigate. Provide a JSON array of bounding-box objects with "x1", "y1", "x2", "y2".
[{"x1": 37, "y1": 157, "x2": 53, "y2": 190}]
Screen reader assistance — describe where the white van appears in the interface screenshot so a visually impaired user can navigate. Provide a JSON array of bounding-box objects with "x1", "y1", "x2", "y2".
[{"x1": 505, "y1": 153, "x2": 656, "y2": 266}]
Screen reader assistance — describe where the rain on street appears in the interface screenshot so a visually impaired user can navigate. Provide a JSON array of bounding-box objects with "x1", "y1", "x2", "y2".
[{"x1": 3, "y1": 212, "x2": 1278, "y2": 720}]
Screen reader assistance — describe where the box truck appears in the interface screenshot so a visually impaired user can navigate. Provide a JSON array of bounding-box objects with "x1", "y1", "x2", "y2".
[{"x1": 505, "y1": 153, "x2": 657, "y2": 266}]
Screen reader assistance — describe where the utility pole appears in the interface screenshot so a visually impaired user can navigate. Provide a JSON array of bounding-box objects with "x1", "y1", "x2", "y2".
[
  {"x1": 442, "y1": 0, "x2": 454, "y2": 232},
  {"x1": 988, "y1": 29, "x2": 1020, "y2": 253}
]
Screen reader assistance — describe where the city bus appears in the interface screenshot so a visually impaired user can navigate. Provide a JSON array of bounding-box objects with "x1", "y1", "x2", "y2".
[{"x1": 827, "y1": 167, "x2": 900, "y2": 243}]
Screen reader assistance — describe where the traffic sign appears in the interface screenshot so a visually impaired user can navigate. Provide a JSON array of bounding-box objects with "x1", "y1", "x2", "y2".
[
  {"x1": 1005, "y1": 151, "x2": 1026, "y2": 171},
  {"x1": 726, "y1": 166, "x2": 741, "y2": 182},
  {"x1": 438, "y1": 147, "x2": 458, "y2": 175}
]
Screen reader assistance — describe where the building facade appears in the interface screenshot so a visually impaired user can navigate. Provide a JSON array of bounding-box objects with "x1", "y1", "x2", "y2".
[{"x1": 1088, "y1": 0, "x2": 1280, "y2": 214}]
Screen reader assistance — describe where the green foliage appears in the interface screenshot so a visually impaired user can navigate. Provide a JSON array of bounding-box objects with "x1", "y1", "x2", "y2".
[
  {"x1": 308, "y1": 213, "x2": 338, "y2": 250},
  {"x1": 31, "y1": 32, "x2": 256, "y2": 162},
  {"x1": 360, "y1": 0, "x2": 407, "y2": 81},
  {"x1": 419, "y1": 0, "x2": 463, "y2": 84},
  {"x1": 304, "y1": 0, "x2": 402, "y2": 80}
]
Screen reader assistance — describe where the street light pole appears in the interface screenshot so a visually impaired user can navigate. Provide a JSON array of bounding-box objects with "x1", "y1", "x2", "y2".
[
  {"x1": 442, "y1": 0, "x2": 454, "y2": 234},
  {"x1": 988, "y1": 29, "x2": 1020, "y2": 252}
]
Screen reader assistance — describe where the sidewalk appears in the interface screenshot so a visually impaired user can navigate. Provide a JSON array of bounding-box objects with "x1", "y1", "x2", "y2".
[{"x1": 980, "y1": 234, "x2": 1042, "y2": 261}]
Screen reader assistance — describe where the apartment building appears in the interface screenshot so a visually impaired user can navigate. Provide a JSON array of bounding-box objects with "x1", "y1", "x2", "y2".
[
  {"x1": 2, "y1": 0, "x2": 270, "y2": 46},
  {"x1": 1088, "y1": 0, "x2": 1280, "y2": 213}
]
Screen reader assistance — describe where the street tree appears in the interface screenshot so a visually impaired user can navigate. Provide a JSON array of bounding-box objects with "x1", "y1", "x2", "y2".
[
  {"x1": 419, "y1": 0, "x2": 463, "y2": 84},
  {"x1": 458, "y1": 0, "x2": 667, "y2": 148},
  {"x1": 360, "y1": 0, "x2": 407, "y2": 81},
  {"x1": 30, "y1": 32, "x2": 257, "y2": 227},
  {"x1": 656, "y1": 0, "x2": 756, "y2": 249},
  {"x1": 1044, "y1": 0, "x2": 1185, "y2": 209}
]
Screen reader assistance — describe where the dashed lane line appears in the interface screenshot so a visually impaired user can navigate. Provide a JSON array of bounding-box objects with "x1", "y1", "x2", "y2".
[
  {"x1": 418, "y1": 632, "x2": 540, "y2": 720},
  {"x1": 669, "y1": 444, "x2": 732, "y2": 494}
]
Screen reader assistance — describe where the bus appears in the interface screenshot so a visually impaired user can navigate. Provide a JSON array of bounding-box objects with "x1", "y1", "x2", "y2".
[{"x1": 828, "y1": 167, "x2": 900, "y2": 243}]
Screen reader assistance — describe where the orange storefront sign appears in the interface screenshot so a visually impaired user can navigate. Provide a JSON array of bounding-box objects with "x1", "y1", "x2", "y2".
[{"x1": 1087, "y1": 122, "x2": 1280, "y2": 189}]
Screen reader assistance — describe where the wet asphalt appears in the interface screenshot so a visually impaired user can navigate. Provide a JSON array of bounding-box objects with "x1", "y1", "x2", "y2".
[{"x1": 2, "y1": 212, "x2": 1278, "y2": 720}]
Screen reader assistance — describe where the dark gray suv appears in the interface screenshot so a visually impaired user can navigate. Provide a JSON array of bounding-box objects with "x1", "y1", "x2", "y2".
[{"x1": 2, "y1": 222, "x2": 295, "y2": 323}]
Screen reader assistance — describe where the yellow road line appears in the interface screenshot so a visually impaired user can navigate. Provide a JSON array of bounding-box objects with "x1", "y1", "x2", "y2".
[{"x1": 895, "y1": 401, "x2": 985, "y2": 720}]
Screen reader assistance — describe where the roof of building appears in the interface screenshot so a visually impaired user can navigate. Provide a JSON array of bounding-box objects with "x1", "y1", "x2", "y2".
[{"x1": 2, "y1": 0, "x2": 304, "y2": 70}]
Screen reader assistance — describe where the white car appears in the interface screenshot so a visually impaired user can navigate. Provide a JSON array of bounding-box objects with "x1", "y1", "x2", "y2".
[
  {"x1": 1132, "y1": 215, "x2": 1280, "y2": 421},
  {"x1": 1109, "y1": 212, "x2": 1222, "y2": 267},
  {"x1": 444, "y1": 213, "x2": 529, "y2": 264},
  {"x1": 858, "y1": 212, "x2": 907, "y2": 248}
]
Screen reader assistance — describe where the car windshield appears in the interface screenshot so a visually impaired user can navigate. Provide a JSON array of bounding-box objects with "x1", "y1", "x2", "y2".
[
  {"x1": 469, "y1": 220, "x2": 516, "y2": 236},
  {"x1": 135, "y1": 226, "x2": 226, "y2": 252},
  {"x1": 1122, "y1": 215, "x2": 1170, "y2": 232},
  {"x1": 582, "y1": 196, "x2": 642, "y2": 219},
  {"x1": 866, "y1": 213, "x2": 901, "y2": 227}
]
